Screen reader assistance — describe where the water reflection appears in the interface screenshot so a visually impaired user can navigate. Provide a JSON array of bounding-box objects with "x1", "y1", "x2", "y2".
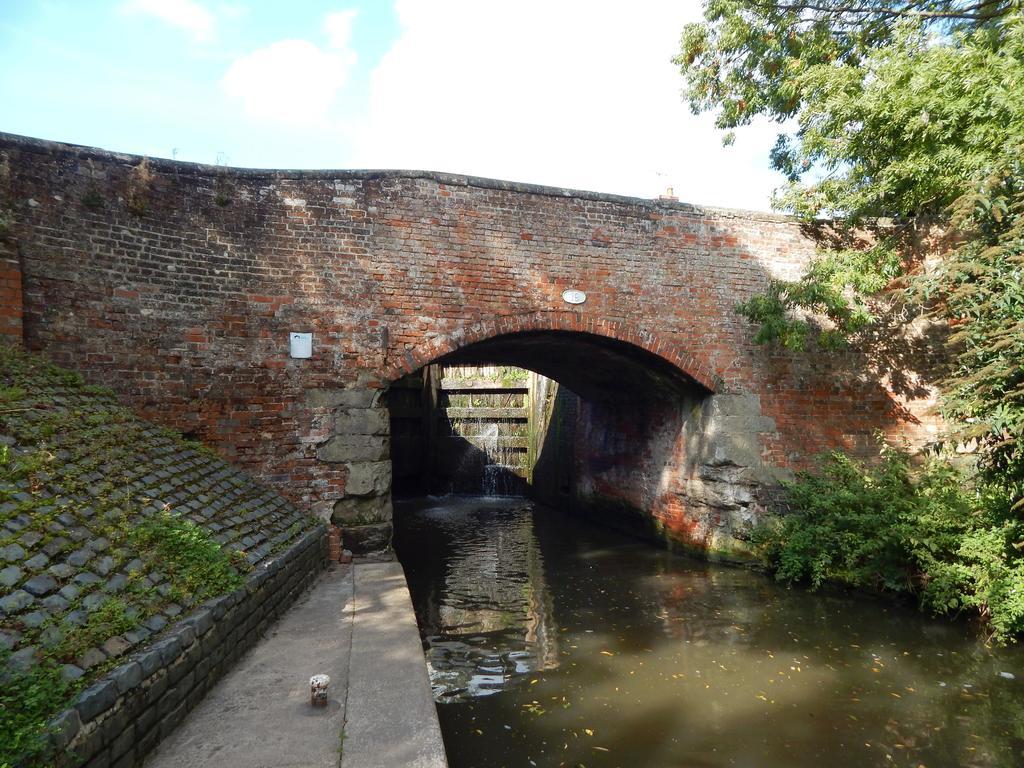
[
  {"x1": 395, "y1": 498, "x2": 559, "y2": 700},
  {"x1": 394, "y1": 498, "x2": 1024, "y2": 768}
]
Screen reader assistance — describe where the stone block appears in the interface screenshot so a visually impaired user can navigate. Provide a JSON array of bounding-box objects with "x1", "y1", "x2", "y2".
[
  {"x1": 62, "y1": 664, "x2": 86, "y2": 682},
  {"x1": 0, "y1": 589, "x2": 34, "y2": 614},
  {"x1": 136, "y1": 704, "x2": 158, "y2": 736},
  {"x1": 67, "y1": 547, "x2": 93, "y2": 567},
  {"x1": 8, "y1": 645, "x2": 38, "y2": 671},
  {"x1": 135, "y1": 648, "x2": 163, "y2": 678},
  {"x1": 332, "y1": 494, "x2": 392, "y2": 525},
  {"x1": 175, "y1": 623, "x2": 197, "y2": 648},
  {"x1": 316, "y1": 434, "x2": 389, "y2": 463},
  {"x1": 0, "y1": 629, "x2": 19, "y2": 651},
  {"x1": 68, "y1": 719, "x2": 103, "y2": 765},
  {"x1": 0, "y1": 543, "x2": 26, "y2": 562},
  {"x1": 0, "y1": 564, "x2": 21, "y2": 587},
  {"x1": 76, "y1": 678, "x2": 118, "y2": 722},
  {"x1": 24, "y1": 552, "x2": 48, "y2": 573},
  {"x1": 48, "y1": 707, "x2": 82, "y2": 751},
  {"x1": 79, "y1": 647, "x2": 107, "y2": 669},
  {"x1": 186, "y1": 683, "x2": 207, "y2": 709},
  {"x1": 110, "y1": 661, "x2": 142, "y2": 694},
  {"x1": 82, "y1": 747, "x2": 111, "y2": 768},
  {"x1": 167, "y1": 656, "x2": 192, "y2": 686},
  {"x1": 42, "y1": 593, "x2": 70, "y2": 613},
  {"x1": 98, "y1": 708, "x2": 129, "y2": 749},
  {"x1": 22, "y1": 573, "x2": 58, "y2": 596},
  {"x1": 305, "y1": 387, "x2": 376, "y2": 409},
  {"x1": 102, "y1": 635, "x2": 133, "y2": 659},
  {"x1": 334, "y1": 407, "x2": 390, "y2": 436},
  {"x1": 159, "y1": 701, "x2": 187, "y2": 739},
  {"x1": 344, "y1": 460, "x2": 392, "y2": 497},
  {"x1": 137, "y1": 724, "x2": 160, "y2": 758},
  {"x1": 151, "y1": 636, "x2": 182, "y2": 665},
  {"x1": 338, "y1": 521, "x2": 392, "y2": 554}
]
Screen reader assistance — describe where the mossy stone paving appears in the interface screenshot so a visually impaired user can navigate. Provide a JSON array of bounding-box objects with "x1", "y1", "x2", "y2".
[{"x1": 0, "y1": 344, "x2": 317, "y2": 760}]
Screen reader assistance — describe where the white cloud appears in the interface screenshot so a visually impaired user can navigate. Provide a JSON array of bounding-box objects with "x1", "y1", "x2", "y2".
[
  {"x1": 222, "y1": 13, "x2": 358, "y2": 126},
  {"x1": 352, "y1": 0, "x2": 782, "y2": 210},
  {"x1": 325, "y1": 9, "x2": 358, "y2": 51},
  {"x1": 122, "y1": 0, "x2": 216, "y2": 43}
]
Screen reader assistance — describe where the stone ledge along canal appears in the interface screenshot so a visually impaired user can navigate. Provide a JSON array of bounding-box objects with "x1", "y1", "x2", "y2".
[{"x1": 393, "y1": 497, "x2": 1024, "y2": 768}]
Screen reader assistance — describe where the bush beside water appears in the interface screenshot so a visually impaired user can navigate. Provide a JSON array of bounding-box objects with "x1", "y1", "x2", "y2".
[{"x1": 753, "y1": 444, "x2": 1024, "y2": 643}]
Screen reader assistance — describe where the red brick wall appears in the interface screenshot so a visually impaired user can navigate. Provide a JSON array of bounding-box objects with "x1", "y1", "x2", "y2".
[
  {"x1": 0, "y1": 133, "x2": 943, "y2": 543},
  {"x1": 0, "y1": 227, "x2": 22, "y2": 343},
  {"x1": 0, "y1": 256, "x2": 21, "y2": 343}
]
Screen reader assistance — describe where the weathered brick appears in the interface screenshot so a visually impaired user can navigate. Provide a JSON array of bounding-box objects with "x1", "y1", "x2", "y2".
[{"x1": 0, "y1": 132, "x2": 942, "y2": 560}]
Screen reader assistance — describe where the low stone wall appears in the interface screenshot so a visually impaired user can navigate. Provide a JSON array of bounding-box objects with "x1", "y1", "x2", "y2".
[{"x1": 46, "y1": 527, "x2": 329, "y2": 768}]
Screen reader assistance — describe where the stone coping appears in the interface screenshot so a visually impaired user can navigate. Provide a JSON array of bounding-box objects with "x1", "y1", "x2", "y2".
[{"x1": 0, "y1": 131, "x2": 796, "y2": 223}]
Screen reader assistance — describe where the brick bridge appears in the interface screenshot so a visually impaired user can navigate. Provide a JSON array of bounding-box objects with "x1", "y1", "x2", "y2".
[{"x1": 0, "y1": 133, "x2": 939, "y2": 557}]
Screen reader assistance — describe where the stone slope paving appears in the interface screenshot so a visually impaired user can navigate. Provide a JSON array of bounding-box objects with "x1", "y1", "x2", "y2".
[{"x1": 0, "y1": 345, "x2": 319, "y2": 763}]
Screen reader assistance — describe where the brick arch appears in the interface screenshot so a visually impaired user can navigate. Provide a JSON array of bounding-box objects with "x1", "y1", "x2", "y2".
[{"x1": 380, "y1": 310, "x2": 723, "y2": 392}]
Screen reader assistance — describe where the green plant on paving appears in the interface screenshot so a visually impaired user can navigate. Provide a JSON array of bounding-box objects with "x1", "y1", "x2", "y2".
[
  {"x1": 181, "y1": 437, "x2": 219, "y2": 459},
  {"x1": 0, "y1": 649, "x2": 79, "y2": 768},
  {"x1": 130, "y1": 511, "x2": 249, "y2": 603},
  {"x1": 752, "y1": 439, "x2": 1024, "y2": 642},
  {"x1": 53, "y1": 598, "x2": 137, "y2": 662}
]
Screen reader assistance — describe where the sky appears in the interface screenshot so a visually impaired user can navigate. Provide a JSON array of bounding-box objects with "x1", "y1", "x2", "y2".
[{"x1": 0, "y1": 0, "x2": 785, "y2": 211}]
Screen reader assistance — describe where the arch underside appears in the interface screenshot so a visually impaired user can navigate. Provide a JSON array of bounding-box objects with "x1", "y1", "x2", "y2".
[
  {"x1": 434, "y1": 330, "x2": 709, "y2": 404},
  {"x1": 381, "y1": 311, "x2": 722, "y2": 396}
]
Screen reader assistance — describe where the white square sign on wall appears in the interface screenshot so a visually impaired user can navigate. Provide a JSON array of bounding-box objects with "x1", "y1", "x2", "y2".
[{"x1": 290, "y1": 332, "x2": 312, "y2": 359}]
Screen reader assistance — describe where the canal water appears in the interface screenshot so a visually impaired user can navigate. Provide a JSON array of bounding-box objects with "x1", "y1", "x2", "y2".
[{"x1": 393, "y1": 497, "x2": 1024, "y2": 768}]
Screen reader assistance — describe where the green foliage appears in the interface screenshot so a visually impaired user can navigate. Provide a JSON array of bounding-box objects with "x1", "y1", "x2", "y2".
[
  {"x1": 736, "y1": 241, "x2": 905, "y2": 348},
  {"x1": 924, "y1": 151, "x2": 1024, "y2": 487},
  {"x1": 754, "y1": 443, "x2": 1024, "y2": 642},
  {"x1": 80, "y1": 185, "x2": 104, "y2": 211},
  {"x1": 0, "y1": 650, "x2": 77, "y2": 768},
  {"x1": 675, "y1": 4, "x2": 1019, "y2": 333},
  {"x1": 0, "y1": 445, "x2": 52, "y2": 490},
  {"x1": 54, "y1": 598, "x2": 136, "y2": 661},
  {"x1": 679, "y1": 1, "x2": 1024, "y2": 521},
  {"x1": 680, "y1": 1, "x2": 1024, "y2": 344},
  {"x1": 677, "y1": 2, "x2": 1022, "y2": 212},
  {"x1": 130, "y1": 511, "x2": 248, "y2": 602}
]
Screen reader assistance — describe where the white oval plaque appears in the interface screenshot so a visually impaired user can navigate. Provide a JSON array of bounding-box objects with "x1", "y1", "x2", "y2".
[{"x1": 561, "y1": 289, "x2": 587, "y2": 305}]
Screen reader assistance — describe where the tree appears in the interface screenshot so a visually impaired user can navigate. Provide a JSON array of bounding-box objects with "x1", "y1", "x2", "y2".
[{"x1": 675, "y1": 0, "x2": 1024, "y2": 490}]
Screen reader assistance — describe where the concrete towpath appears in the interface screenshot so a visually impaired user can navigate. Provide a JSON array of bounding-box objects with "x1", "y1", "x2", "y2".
[
  {"x1": 340, "y1": 562, "x2": 446, "y2": 768},
  {"x1": 144, "y1": 561, "x2": 446, "y2": 768}
]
